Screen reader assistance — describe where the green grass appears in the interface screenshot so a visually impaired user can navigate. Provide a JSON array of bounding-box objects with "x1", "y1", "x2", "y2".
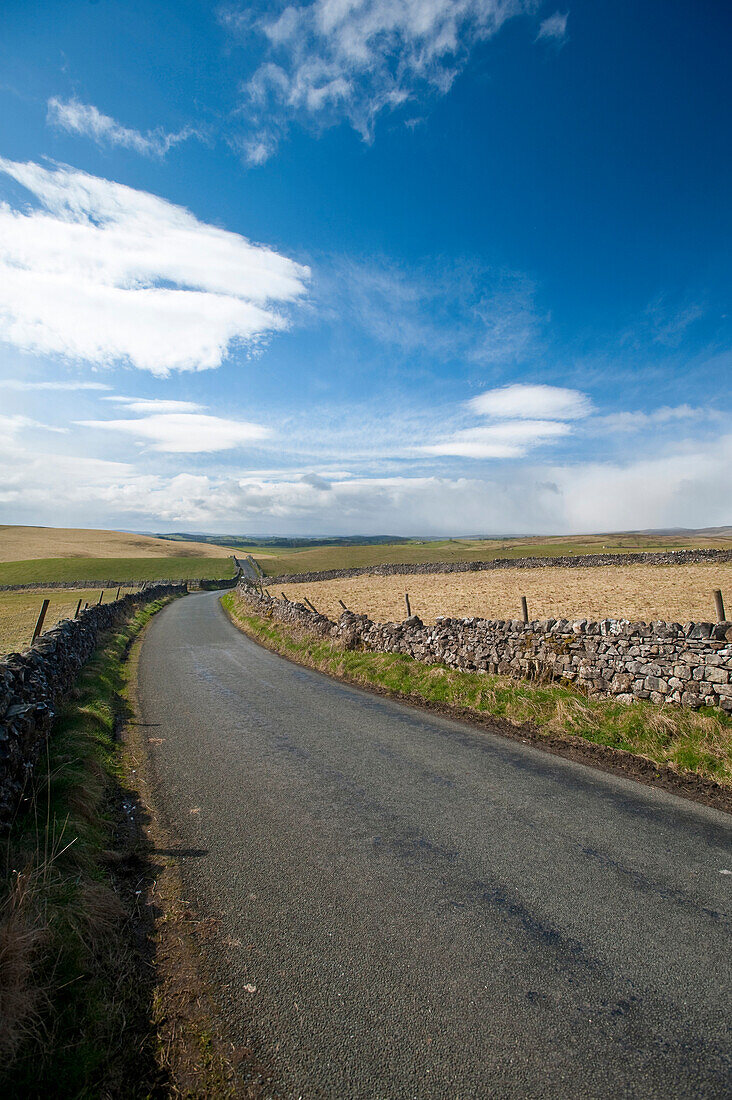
[
  {"x1": 245, "y1": 532, "x2": 732, "y2": 577},
  {"x1": 0, "y1": 597, "x2": 174, "y2": 1097},
  {"x1": 222, "y1": 592, "x2": 732, "y2": 787},
  {"x1": 0, "y1": 555, "x2": 237, "y2": 587}
]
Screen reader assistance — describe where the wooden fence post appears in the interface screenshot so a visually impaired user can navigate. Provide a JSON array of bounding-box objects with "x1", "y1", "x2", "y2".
[
  {"x1": 97, "y1": 590, "x2": 104, "y2": 605},
  {"x1": 74, "y1": 598, "x2": 82, "y2": 618},
  {"x1": 115, "y1": 586, "x2": 121, "y2": 600},
  {"x1": 521, "y1": 596, "x2": 529, "y2": 624},
  {"x1": 281, "y1": 592, "x2": 289, "y2": 601},
  {"x1": 338, "y1": 599, "x2": 349, "y2": 611},
  {"x1": 32, "y1": 599, "x2": 50, "y2": 644},
  {"x1": 405, "y1": 592, "x2": 412, "y2": 618},
  {"x1": 714, "y1": 589, "x2": 726, "y2": 622}
]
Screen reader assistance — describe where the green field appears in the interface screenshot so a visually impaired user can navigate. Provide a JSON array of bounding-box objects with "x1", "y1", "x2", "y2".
[
  {"x1": 246, "y1": 532, "x2": 732, "y2": 577},
  {"x1": 0, "y1": 555, "x2": 237, "y2": 587}
]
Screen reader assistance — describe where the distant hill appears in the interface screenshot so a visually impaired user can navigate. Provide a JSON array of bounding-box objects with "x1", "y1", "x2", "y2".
[
  {"x1": 157, "y1": 533, "x2": 413, "y2": 550},
  {"x1": 0, "y1": 525, "x2": 235, "y2": 563}
]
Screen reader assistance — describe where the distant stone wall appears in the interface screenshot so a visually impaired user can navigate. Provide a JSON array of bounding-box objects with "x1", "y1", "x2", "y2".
[
  {"x1": 266, "y1": 548, "x2": 732, "y2": 585},
  {"x1": 236, "y1": 580, "x2": 732, "y2": 715},
  {"x1": 0, "y1": 583, "x2": 185, "y2": 828}
]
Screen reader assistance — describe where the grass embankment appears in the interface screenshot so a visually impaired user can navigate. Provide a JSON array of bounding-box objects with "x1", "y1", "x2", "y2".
[
  {"x1": 223, "y1": 592, "x2": 732, "y2": 793},
  {"x1": 0, "y1": 586, "x2": 137, "y2": 656},
  {"x1": 0, "y1": 555, "x2": 237, "y2": 587},
  {"x1": 247, "y1": 531, "x2": 732, "y2": 577},
  {"x1": 0, "y1": 598, "x2": 171, "y2": 1097}
]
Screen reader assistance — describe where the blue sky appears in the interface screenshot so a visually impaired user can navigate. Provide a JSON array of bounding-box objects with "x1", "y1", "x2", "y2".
[{"x1": 0, "y1": 0, "x2": 729, "y2": 535}]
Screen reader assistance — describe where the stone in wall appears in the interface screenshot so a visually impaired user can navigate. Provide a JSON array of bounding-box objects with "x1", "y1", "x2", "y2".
[{"x1": 0, "y1": 583, "x2": 186, "y2": 828}]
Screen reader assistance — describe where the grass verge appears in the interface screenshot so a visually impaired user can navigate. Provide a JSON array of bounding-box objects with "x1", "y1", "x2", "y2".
[
  {"x1": 0, "y1": 595, "x2": 233, "y2": 1098},
  {"x1": 222, "y1": 592, "x2": 732, "y2": 807}
]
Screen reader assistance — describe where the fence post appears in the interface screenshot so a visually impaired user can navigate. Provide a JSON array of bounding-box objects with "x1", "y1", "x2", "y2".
[
  {"x1": 714, "y1": 589, "x2": 726, "y2": 621},
  {"x1": 31, "y1": 599, "x2": 50, "y2": 644},
  {"x1": 97, "y1": 590, "x2": 104, "y2": 605},
  {"x1": 521, "y1": 596, "x2": 529, "y2": 624},
  {"x1": 74, "y1": 598, "x2": 82, "y2": 618},
  {"x1": 115, "y1": 586, "x2": 121, "y2": 600},
  {"x1": 304, "y1": 596, "x2": 319, "y2": 614},
  {"x1": 338, "y1": 598, "x2": 349, "y2": 611},
  {"x1": 405, "y1": 592, "x2": 412, "y2": 618}
]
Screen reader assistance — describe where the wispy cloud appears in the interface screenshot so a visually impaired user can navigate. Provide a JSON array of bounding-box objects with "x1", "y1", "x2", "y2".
[
  {"x1": 535, "y1": 11, "x2": 568, "y2": 44},
  {"x1": 47, "y1": 97, "x2": 200, "y2": 157},
  {"x1": 0, "y1": 158, "x2": 309, "y2": 375},
  {"x1": 78, "y1": 398, "x2": 271, "y2": 453},
  {"x1": 469, "y1": 383, "x2": 591, "y2": 419},
  {"x1": 0, "y1": 378, "x2": 112, "y2": 391},
  {"x1": 424, "y1": 383, "x2": 591, "y2": 458},
  {"x1": 222, "y1": 0, "x2": 534, "y2": 163},
  {"x1": 320, "y1": 257, "x2": 540, "y2": 364},
  {"x1": 593, "y1": 404, "x2": 717, "y2": 433}
]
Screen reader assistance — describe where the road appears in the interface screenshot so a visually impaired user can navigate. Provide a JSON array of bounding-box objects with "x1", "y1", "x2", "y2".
[{"x1": 137, "y1": 592, "x2": 732, "y2": 1099}]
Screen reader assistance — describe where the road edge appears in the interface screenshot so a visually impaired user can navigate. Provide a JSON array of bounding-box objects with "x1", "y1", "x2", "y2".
[
  {"x1": 123, "y1": 597, "x2": 277, "y2": 1098},
  {"x1": 220, "y1": 595, "x2": 732, "y2": 816}
]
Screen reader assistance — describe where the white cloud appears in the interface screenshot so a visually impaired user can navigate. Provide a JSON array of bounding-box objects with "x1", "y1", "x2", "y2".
[
  {"x1": 424, "y1": 418, "x2": 570, "y2": 458},
  {"x1": 47, "y1": 97, "x2": 198, "y2": 157},
  {"x1": 469, "y1": 383, "x2": 591, "y2": 420},
  {"x1": 224, "y1": 0, "x2": 533, "y2": 161},
  {"x1": 103, "y1": 397, "x2": 205, "y2": 414},
  {"x1": 77, "y1": 409, "x2": 271, "y2": 453},
  {"x1": 535, "y1": 11, "x2": 568, "y2": 43},
  {"x1": 0, "y1": 378, "x2": 112, "y2": 391},
  {"x1": 0, "y1": 158, "x2": 309, "y2": 375},
  {"x1": 3, "y1": 434, "x2": 730, "y2": 535},
  {"x1": 423, "y1": 384, "x2": 591, "y2": 458},
  {"x1": 0, "y1": 412, "x2": 66, "y2": 435},
  {"x1": 594, "y1": 405, "x2": 715, "y2": 433}
]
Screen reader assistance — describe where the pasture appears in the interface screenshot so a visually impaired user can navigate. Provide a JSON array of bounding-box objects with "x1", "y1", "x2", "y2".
[
  {"x1": 0, "y1": 525, "x2": 234, "y2": 562},
  {"x1": 0, "y1": 586, "x2": 137, "y2": 655},
  {"x1": 278, "y1": 562, "x2": 732, "y2": 626},
  {"x1": 250, "y1": 530, "x2": 732, "y2": 577},
  {"x1": 0, "y1": 556, "x2": 237, "y2": 587}
]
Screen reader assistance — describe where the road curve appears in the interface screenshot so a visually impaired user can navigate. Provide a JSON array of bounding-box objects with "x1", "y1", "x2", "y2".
[{"x1": 138, "y1": 592, "x2": 731, "y2": 1099}]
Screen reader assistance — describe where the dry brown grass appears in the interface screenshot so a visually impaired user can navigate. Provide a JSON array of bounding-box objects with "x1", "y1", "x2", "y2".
[
  {"x1": 0, "y1": 525, "x2": 232, "y2": 562},
  {"x1": 279, "y1": 561, "x2": 732, "y2": 625},
  {"x1": 0, "y1": 587, "x2": 136, "y2": 656}
]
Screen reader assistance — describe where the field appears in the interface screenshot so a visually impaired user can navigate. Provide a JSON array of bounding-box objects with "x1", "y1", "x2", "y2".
[
  {"x1": 279, "y1": 562, "x2": 732, "y2": 625},
  {"x1": 0, "y1": 525, "x2": 235, "y2": 562},
  {"x1": 0, "y1": 586, "x2": 137, "y2": 655},
  {"x1": 249, "y1": 530, "x2": 732, "y2": 577},
  {"x1": 0, "y1": 556, "x2": 237, "y2": 587}
]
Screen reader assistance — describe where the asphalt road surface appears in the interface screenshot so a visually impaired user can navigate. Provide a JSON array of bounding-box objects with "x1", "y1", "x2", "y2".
[{"x1": 138, "y1": 592, "x2": 732, "y2": 1099}]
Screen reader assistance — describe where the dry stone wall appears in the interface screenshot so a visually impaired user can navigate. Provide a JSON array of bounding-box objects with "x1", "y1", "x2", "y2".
[
  {"x1": 237, "y1": 581, "x2": 732, "y2": 715},
  {"x1": 0, "y1": 582, "x2": 185, "y2": 828},
  {"x1": 266, "y1": 548, "x2": 732, "y2": 585}
]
